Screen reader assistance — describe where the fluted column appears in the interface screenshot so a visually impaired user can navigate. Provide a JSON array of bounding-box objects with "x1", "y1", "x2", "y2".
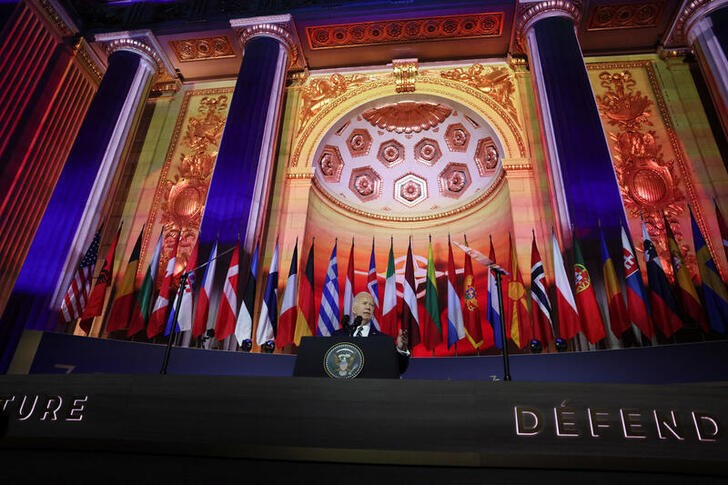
[
  {"x1": 681, "y1": 0, "x2": 728, "y2": 139},
  {"x1": 0, "y1": 30, "x2": 171, "y2": 372},
  {"x1": 198, "y1": 15, "x2": 301, "y2": 254},
  {"x1": 517, "y1": 1, "x2": 627, "y2": 250}
]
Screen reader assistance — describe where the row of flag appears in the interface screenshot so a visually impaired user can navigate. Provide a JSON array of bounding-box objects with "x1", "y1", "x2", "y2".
[{"x1": 61, "y1": 206, "x2": 728, "y2": 352}]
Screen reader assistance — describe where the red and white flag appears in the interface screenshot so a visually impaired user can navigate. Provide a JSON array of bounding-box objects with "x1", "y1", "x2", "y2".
[
  {"x1": 214, "y1": 243, "x2": 240, "y2": 341},
  {"x1": 402, "y1": 237, "x2": 421, "y2": 348},
  {"x1": 552, "y1": 231, "x2": 580, "y2": 340},
  {"x1": 192, "y1": 242, "x2": 218, "y2": 338},
  {"x1": 177, "y1": 241, "x2": 198, "y2": 333},
  {"x1": 147, "y1": 237, "x2": 179, "y2": 338}
]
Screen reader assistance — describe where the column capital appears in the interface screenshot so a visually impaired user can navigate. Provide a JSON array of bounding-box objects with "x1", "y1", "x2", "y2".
[
  {"x1": 230, "y1": 14, "x2": 306, "y2": 71},
  {"x1": 516, "y1": 0, "x2": 583, "y2": 50},
  {"x1": 94, "y1": 30, "x2": 176, "y2": 78},
  {"x1": 664, "y1": 0, "x2": 728, "y2": 46}
]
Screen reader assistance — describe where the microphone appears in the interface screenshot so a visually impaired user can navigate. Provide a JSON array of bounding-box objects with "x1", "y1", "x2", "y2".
[
  {"x1": 341, "y1": 314, "x2": 350, "y2": 330},
  {"x1": 353, "y1": 315, "x2": 363, "y2": 327}
]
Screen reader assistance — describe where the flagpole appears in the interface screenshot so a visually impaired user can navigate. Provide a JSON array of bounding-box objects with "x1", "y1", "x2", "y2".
[
  {"x1": 159, "y1": 244, "x2": 236, "y2": 374},
  {"x1": 493, "y1": 265, "x2": 512, "y2": 381}
]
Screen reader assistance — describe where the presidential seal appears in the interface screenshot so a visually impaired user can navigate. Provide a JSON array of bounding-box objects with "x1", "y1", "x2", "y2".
[{"x1": 324, "y1": 342, "x2": 365, "y2": 379}]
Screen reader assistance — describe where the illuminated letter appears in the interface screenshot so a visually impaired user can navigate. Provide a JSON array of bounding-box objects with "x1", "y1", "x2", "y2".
[
  {"x1": 514, "y1": 406, "x2": 543, "y2": 436},
  {"x1": 17, "y1": 395, "x2": 39, "y2": 421},
  {"x1": 0, "y1": 395, "x2": 15, "y2": 411},
  {"x1": 587, "y1": 408, "x2": 610, "y2": 437},
  {"x1": 40, "y1": 395, "x2": 63, "y2": 421},
  {"x1": 620, "y1": 409, "x2": 645, "y2": 439},
  {"x1": 653, "y1": 410, "x2": 684, "y2": 441},
  {"x1": 554, "y1": 406, "x2": 580, "y2": 437},
  {"x1": 65, "y1": 396, "x2": 88, "y2": 422},
  {"x1": 692, "y1": 412, "x2": 720, "y2": 442}
]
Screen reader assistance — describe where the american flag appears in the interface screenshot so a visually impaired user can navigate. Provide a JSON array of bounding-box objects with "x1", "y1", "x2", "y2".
[{"x1": 60, "y1": 228, "x2": 102, "y2": 323}]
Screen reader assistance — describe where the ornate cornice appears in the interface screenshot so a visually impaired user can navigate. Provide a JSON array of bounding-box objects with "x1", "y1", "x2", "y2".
[
  {"x1": 73, "y1": 37, "x2": 104, "y2": 84},
  {"x1": 94, "y1": 30, "x2": 175, "y2": 77},
  {"x1": 516, "y1": 0, "x2": 583, "y2": 50},
  {"x1": 230, "y1": 15, "x2": 305, "y2": 71},
  {"x1": 33, "y1": 0, "x2": 77, "y2": 39}
]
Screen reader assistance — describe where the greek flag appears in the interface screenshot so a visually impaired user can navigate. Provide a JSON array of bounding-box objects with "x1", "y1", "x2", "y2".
[{"x1": 317, "y1": 241, "x2": 340, "y2": 336}]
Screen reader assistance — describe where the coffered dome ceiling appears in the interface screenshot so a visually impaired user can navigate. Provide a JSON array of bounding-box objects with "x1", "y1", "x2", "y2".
[{"x1": 312, "y1": 95, "x2": 503, "y2": 220}]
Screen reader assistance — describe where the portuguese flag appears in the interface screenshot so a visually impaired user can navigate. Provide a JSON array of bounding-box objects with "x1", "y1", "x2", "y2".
[{"x1": 573, "y1": 235, "x2": 606, "y2": 344}]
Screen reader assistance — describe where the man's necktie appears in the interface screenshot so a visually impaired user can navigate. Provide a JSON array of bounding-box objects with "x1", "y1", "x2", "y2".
[{"x1": 354, "y1": 327, "x2": 363, "y2": 337}]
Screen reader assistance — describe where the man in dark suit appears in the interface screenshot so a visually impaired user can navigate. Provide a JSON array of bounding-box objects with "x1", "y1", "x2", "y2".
[{"x1": 334, "y1": 292, "x2": 410, "y2": 373}]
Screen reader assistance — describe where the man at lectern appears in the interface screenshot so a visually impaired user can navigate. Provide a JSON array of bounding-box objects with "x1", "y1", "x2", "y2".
[{"x1": 334, "y1": 292, "x2": 410, "y2": 373}]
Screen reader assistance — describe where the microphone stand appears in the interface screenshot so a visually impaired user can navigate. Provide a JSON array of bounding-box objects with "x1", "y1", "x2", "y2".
[
  {"x1": 160, "y1": 244, "x2": 236, "y2": 375},
  {"x1": 492, "y1": 264, "x2": 512, "y2": 381}
]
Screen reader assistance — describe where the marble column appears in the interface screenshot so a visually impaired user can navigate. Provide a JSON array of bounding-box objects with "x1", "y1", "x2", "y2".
[
  {"x1": 0, "y1": 31, "x2": 170, "y2": 371},
  {"x1": 518, "y1": 1, "x2": 627, "y2": 251},
  {"x1": 682, "y1": 0, "x2": 728, "y2": 140},
  {"x1": 198, "y1": 15, "x2": 301, "y2": 253}
]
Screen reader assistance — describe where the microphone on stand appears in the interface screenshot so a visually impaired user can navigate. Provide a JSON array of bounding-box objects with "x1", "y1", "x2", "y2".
[
  {"x1": 341, "y1": 314, "x2": 350, "y2": 331},
  {"x1": 351, "y1": 315, "x2": 363, "y2": 336}
]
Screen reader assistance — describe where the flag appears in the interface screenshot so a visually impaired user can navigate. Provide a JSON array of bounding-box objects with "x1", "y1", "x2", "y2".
[
  {"x1": 128, "y1": 231, "x2": 162, "y2": 337},
  {"x1": 664, "y1": 214, "x2": 706, "y2": 330},
  {"x1": 402, "y1": 237, "x2": 421, "y2": 348},
  {"x1": 382, "y1": 237, "x2": 398, "y2": 337},
  {"x1": 446, "y1": 236, "x2": 465, "y2": 349},
  {"x1": 530, "y1": 233, "x2": 554, "y2": 344},
  {"x1": 599, "y1": 227, "x2": 630, "y2": 337},
  {"x1": 367, "y1": 238, "x2": 381, "y2": 331},
  {"x1": 317, "y1": 241, "x2": 339, "y2": 336},
  {"x1": 422, "y1": 239, "x2": 442, "y2": 350},
  {"x1": 192, "y1": 241, "x2": 218, "y2": 338},
  {"x1": 107, "y1": 231, "x2": 143, "y2": 333},
  {"x1": 691, "y1": 210, "x2": 728, "y2": 334},
  {"x1": 642, "y1": 220, "x2": 682, "y2": 337},
  {"x1": 147, "y1": 236, "x2": 179, "y2": 338},
  {"x1": 176, "y1": 240, "x2": 199, "y2": 333},
  {"x1": 505, "y1": 234, "x2": 532, "y2": 349},
  {"x1": 715, "y1": 200, "x2": 728, "y2": 265},
  {"x1": 257, "y1": 241, "x2": 279, "y2": 345},
  {"x1": 294, "y1": 240, "x2": 315, "y2": 345},
  {"x1": 80, "y1": 225, "x2": 121, "y2": 332},
  {"x1": 462, "y1": 239, "x2": 487, "y2": 348},
  {"x1": 486, "y1": 237, "x2": 503, "y2": 349},
  {"x1": 621, "y1": 224, "x2": 654, "y2": 339},
  {"x1": 573, "y1": 233, "x2": 606, "y2": 344},
  {"x1": 276, "y1": 240, "x2": 298, "y2": 348},
  {"x1": 343, "y1": 238, "x2": 354, "y2": 320},
  {"x1": 214, "y1": 243, "x2": 240, "y2": 341},
  {"x1": 235, "y1": 244, "x2": 259, "y2": 346},
  {"x1": 552, "y1": 231, "x2": 580, "y2": 340},
  {"x1": 60, "y1": 226, "x2": 103, "y2": 325}
]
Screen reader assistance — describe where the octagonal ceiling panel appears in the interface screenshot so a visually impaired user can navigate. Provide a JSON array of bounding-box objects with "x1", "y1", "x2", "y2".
[{"x1": 312, "y1": 94, "x2": 503, "y2": 219}]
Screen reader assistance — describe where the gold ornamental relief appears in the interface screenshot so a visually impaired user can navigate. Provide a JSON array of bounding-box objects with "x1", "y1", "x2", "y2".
[
  {"x1": 298, "y1": 73, "x2": 372, "y2": 133},
  {"x1": 362, "y1": 102, "x2": 453, "y2": 133},
  {"x1": 593, "y1": 68, "x2": 690, "y2": 265},
  {"x1": 440, "y1": 64, "x2": 518, "y2": 121},
  {"x1": 145, "y1": 88, "x2": 233, "y2": 282}
]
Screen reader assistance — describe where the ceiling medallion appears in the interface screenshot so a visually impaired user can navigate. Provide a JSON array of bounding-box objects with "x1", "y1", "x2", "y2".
[
  {"x1": 474, "y1": 137, "x2": 500, "y2": 176},
  {"x1": 439, "y1": 163, "x2": 472, "y2": 199},
  {"x1": 318, "y1": 145, "x2": 344, "y2": 182},
  {"x1": 349, "y1": 166, "x2": 382, "y2": 202},
  {"x1": 445, "y1": 123, "x2": 471, "y2": 152},
  {"x1": 377, "y1": 139, "x2": 405, "y2": 168},
  {"x1": 394, "y1": 173, "x2": 428, "y2": 207},
  {"x1": 414, "y1": 138, "x2": 442, "y2": 166},
  {"x1": 362, "y1": 102, "x2": 453, "y2": 134},
  {"x1": 346, "y1": 128, "x2": 373, "y2": 157}
]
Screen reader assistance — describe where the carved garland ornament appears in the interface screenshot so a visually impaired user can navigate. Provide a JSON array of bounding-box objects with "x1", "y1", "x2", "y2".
[{"x1": 440, "y1": 64, "x2": 518, "y2": 120}]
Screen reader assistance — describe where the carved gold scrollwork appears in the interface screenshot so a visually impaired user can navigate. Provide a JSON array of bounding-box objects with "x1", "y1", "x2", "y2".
[
  {"x1": 440, "y1": 64, "x2": 517, "y2": 120},
  {"x1": 298, "y1": 73, "x2": 370, "y2": 133},
  {"x1": 595, "y1": 70, "x2": 686, "y2": 256},
  {"x1": 159, "y1": 95, "x2": 228, "y2": 276}
]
